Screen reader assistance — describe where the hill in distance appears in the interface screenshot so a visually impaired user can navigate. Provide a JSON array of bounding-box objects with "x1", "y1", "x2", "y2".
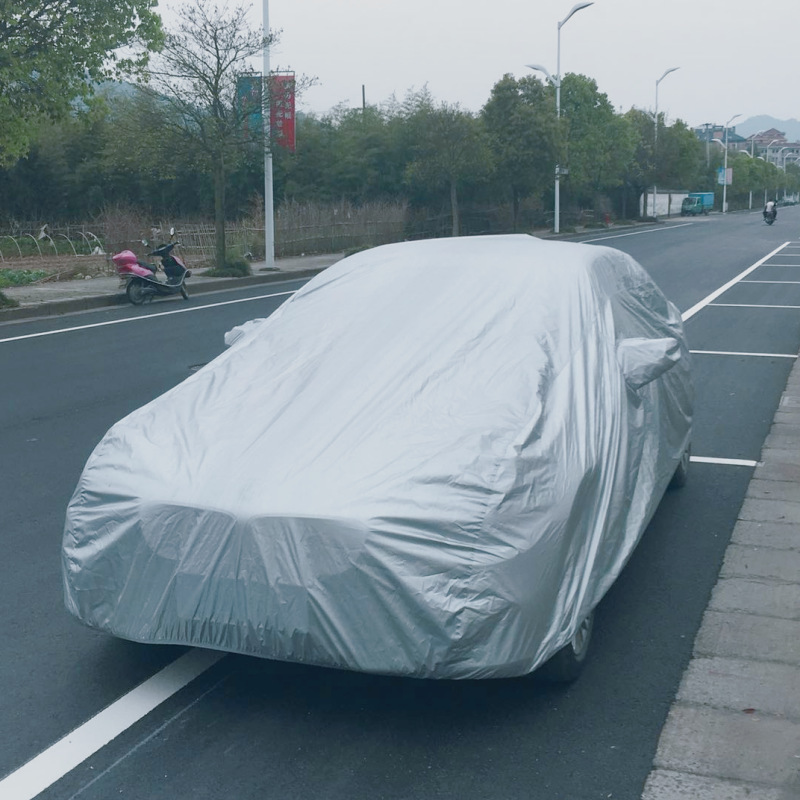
[{"x1": 736, "y1": 116, "x2": 800, "y2": 141}]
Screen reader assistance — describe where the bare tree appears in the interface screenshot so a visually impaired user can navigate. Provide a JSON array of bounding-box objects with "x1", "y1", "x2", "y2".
[{"x1": 142, "y1": 1, "x2": 270, "y2": 268}]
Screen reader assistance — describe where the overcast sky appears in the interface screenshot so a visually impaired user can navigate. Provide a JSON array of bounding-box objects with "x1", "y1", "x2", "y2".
[{"x1": 161, "y1": 0, "x2": 798, "y2": 131}]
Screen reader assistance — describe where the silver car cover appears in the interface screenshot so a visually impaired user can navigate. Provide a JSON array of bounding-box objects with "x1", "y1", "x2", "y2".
[{"x1": 63, "y1": 234, "x2": 693, "y2": 678}]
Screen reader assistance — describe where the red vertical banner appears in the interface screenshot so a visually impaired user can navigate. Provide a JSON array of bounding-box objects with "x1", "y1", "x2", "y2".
[{"x1": 269, "y1": 73, "x2": 296, "y2": 152}]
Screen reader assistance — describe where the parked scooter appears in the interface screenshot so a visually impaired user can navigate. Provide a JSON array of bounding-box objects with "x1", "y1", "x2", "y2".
[{"x1": 113, "y1": 233, "x2": 191, "y2": 305}]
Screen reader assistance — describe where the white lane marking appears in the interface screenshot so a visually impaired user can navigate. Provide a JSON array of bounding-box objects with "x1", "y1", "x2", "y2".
[
  {"x1": 689, "y1": 350, "x2": 797, "y2": 359},
  {"x1": 0, "y1": 290, "x2": 297, "y2": 345},
  {"x1": 62, "y1": 675, "x2": 229, "y2": 800},
  {"x1": 681, "y1": 242, "x2": 791, "y2": 320},
  {"x1": 741, "y1": 280, "x2": 800, "y2": 284},
  {"x1": 709, "y1": 303, "x2": 800, "y2": 309},
  {"x1": 583, "y1": 223, "x2": 693, "y2": 242},
  {"x1": 690, "y1": 456, "x2": 759, "y2": 467},
  {"x1": 0, "y1": 649, "x2": 225, "y2": 800}
]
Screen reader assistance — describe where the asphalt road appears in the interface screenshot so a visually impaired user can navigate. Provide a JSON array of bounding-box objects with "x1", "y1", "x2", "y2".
[{"x1": 1, "y1": 209, "x2": 798, "y2": 800}]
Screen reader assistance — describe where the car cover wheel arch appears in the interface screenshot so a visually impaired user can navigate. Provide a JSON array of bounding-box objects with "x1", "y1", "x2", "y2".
[{"x1": 537, "y1": 609, "x2": 595, "y2": 683}]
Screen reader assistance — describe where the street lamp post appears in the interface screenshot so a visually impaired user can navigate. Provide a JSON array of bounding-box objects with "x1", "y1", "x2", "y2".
[
  {"x1": 526, "y1": 1, "x2": 593, "y2": 234},
  {"x1": 739, "y1": 149, "x2": 755, "y2": 209},
  {"x1": 778, "y1": 147, "x2": 791, "y2": 201},
  {"x1": 722, "y1": 113, "x2": 741, "y2": 213},
  {"x1": 749, "y1": 129, "x2": 765, "y2": 158},
  {"x1": 764, "y1": 138, "x2": 780, "y2": 166},
  {"x1": 651, "y1": 67, "x2": 679, "y2": 219},
  {"x1": 262, "y1": 0, "x2": 275, "y2": 268},
  {"x1": 699, "y1": 123, "x2": 714, "y2": 165}
]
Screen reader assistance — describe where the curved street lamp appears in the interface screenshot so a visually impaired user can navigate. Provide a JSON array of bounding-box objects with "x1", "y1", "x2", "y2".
[
  {"x1": 526, "y1": 1, "x2": 594, "y2": 234},
  {"x1": 651, "y1": 67, "x2": 679, "y2": 219},
  {"x1": 722, "y1": 113, "x2": 741, "y2": 213}
]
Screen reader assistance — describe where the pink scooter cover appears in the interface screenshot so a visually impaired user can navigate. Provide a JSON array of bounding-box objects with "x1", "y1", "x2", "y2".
[{"x1": 112, "y1": 250, "x2": 152, "y2": 278}]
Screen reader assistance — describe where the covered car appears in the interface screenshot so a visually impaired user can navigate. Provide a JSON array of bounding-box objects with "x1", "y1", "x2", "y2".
[{"x1": 62, "y1": 234, "x2": 693, "y2": 680}]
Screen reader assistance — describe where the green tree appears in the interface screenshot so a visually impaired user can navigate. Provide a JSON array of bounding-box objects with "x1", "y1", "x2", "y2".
[
  {"x1": 655, "y1": 119, "x2": 704, "y2": 190},
  {"x1": 101, "y1": 89, "x2": 214, "y2": 216},
  {"x1": 784, "y1": 161, "x2": 800, "y2": 199},
  {"x1": 275, "y1": 113, "x2": 337, "y2": 202},
  {"x1": 325, "y1": 105, "x2": 394, "y2": 202},
  {"x1": 481, "y1": 74, "x2": 558, "y2": 230},
  {"x1": 622, "y1": 108, "x2": 704, "y2": 217},
  {"x1": 558, "y1": 74, "x2": 636, "y2": 210},
  {"x1": 622, "y1": 108, "x2": 656, "y2": 213},
  {"x1": 0, "y1": 96, "x2": 116, "y2": 221},
  {"x1": 0, "y1": 0, "x2": 163, "y2": 165},
  {"x1": 404, "y1": 95, "x2": 492, "y2": 236}
]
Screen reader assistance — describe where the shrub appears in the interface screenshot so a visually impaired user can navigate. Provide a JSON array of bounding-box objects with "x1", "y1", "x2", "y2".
[
  {"x1": 342, "y1": 244, "x2": 374, "y2": 258},
  {"x1": 0, "y1": 269, "x2": 49, "y2": 288},
  {"x1": 204, "y1": 254, "x2": 252, "y2": 278},
  {"x1": 0, "y1": 289, "x2": 19, "y2": 308}
]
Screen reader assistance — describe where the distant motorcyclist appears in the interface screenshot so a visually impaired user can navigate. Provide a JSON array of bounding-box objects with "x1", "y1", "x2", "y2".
[{"x1": 764, "y1": 199, "x2": 777, "y2": 222}]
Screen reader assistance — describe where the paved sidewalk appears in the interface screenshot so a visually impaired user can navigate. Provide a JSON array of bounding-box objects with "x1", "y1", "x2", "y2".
[
  {"x1": 642, "y1": 357, "x2": 800, "y2": 799},
  {"x1": 2, "y1": 247, "x2": 798, "y2": 797},
  {"x1": 0, "y1": 252, "x2": 343, "y2": 322}
]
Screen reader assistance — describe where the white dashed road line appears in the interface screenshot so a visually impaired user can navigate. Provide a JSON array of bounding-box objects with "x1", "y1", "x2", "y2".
[
  {"x1": 0, "y1": 290, "x2": 297, "y2": 345},
  {"x1": 583, "y1": 223, "x2": 693, "y2": 243},
  {"x1": 690, "y1": 456, "x2": 759, "y2": 468},
  {"x1": 690, "y1": 350, "x2": 797, "y2": 359},
  {"x1": 710, "y1": 303, "x2": 800, "y2": 309}
]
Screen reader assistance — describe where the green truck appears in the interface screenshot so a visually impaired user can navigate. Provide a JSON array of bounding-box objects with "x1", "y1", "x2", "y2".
[{"x1": 681, "y1": 192, "x2": 714, "y2": 216}]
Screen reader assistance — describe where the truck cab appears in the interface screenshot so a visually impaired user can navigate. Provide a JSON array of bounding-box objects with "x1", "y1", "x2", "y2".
[{"x1": 681, "y1": 192, "x2": 713, "y2": 216}]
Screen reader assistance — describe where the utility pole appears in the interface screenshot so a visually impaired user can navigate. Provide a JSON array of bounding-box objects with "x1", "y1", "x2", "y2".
[{"x1": 262, "y1": 0, "x2": 275, "y2": 268}]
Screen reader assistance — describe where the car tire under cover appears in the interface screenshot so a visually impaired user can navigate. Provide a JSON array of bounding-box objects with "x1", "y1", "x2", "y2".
[
  {"x1": 537, "y1": 610, "x2": 595, "y2": 683},
  {"x1": 669, "y1": 444, "x2": 691, "y2": 489}
]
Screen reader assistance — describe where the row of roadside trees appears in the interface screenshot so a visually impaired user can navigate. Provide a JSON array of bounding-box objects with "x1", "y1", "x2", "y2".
[{"x1": 2, "y1": 1, "x2": 799, "y2": 263}]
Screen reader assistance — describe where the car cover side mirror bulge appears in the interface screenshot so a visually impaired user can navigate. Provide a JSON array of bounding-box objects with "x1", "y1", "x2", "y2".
[{"x1": 616, "y1": 337, "x2": 681, "y2": 390}]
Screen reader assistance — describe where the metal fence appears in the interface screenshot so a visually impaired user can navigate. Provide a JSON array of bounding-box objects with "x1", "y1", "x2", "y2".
[{"x1": 0, "y1": 201, "x2": 608, "y2": 270}]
